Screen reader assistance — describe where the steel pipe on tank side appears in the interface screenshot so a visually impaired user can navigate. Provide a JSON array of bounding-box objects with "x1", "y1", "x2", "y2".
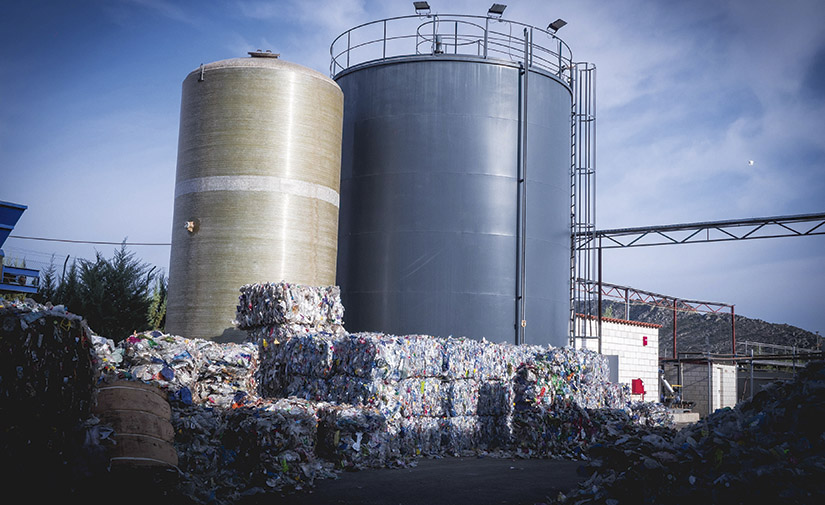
[
  {"x1": 483, "y1": 17, "x2": 489, "y2": 58},
  {"x1": 518, "y1": 28, "x2": 531, "y2": 345},
  {"x1": 432, "y1": 17, "x2": 437, "y2": 54},
  {"x1": 515, "y1": 62, "x2": 522, "y2": 345}
]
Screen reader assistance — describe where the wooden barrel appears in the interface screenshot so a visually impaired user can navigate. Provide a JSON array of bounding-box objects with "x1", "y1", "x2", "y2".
[{"x1": 94, "y1": 380, "x2": 178, "y2": 468}]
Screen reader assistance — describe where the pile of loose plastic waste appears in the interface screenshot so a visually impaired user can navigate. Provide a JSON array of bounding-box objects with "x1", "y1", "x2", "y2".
[
  {"x1": 628, "y1": 398, "x2": 675, "y2": 428},
  {"x1": 94, "y1": 331, "x2": 259, "y2": 408},
  {"x1": 555, "y1": 360, "x2": 825, "y2": 505},
  {"x1": 2, "y1": 285, "x2": 680, "y2": 504}
]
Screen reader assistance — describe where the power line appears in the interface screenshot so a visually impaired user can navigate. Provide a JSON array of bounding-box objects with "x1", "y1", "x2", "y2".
[
  {"x1": 8, "y1": 235, "x2": 171, "y2": 246},
  {"x1": 2, "y1": 247, "x2": 60, "y2": 258},
  {"x1": 3, "y1": 247, "x2": 83, "y2": 267}
]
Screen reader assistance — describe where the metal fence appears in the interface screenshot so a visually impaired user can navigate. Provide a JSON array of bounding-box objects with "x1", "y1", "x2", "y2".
[{"x1": 330, "y1": 14, "x2": 573, "y2": 79}]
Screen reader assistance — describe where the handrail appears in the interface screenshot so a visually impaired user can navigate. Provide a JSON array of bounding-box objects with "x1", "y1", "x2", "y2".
[{"x1": 330, "y1": 14, "x2": 574, "y2": 80}]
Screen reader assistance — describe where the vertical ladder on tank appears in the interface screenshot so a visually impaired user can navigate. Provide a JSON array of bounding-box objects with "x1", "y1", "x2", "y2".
[{"x1": 570, "y1": 63, "x2": 597, "y2": 350}]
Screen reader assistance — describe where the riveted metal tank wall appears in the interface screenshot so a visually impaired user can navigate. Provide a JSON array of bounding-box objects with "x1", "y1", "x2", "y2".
[
  {"x1": 335, "y1": 56, "x2": 571, "y2": 347},
  {"x1": 167, "y1": 53, "x2": 343, "y2": 341}
]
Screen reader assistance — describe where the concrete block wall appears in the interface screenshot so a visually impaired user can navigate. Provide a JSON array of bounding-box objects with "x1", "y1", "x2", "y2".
[
  {"x1": 663, "y1": 361, "x2": 737, "y2": 417},
  {"x1": 575, "y1": 316, "x2": 660, "y2": 403}
]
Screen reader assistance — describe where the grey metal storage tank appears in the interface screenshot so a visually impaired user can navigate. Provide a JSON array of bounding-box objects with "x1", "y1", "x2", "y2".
[
  {"x1": 332, "y1": 16, "x2": 573, "y2": 347},
  {"x1": 167, "y1": 52, "x2": 344, "y2": 341}
]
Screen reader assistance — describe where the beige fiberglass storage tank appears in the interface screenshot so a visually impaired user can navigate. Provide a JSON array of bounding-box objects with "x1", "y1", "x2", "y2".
[{"x1": 167, "y1": 51, "x2": 343, "y2": 341}]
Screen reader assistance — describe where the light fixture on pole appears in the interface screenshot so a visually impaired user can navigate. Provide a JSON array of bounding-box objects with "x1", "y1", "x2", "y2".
[
  {"x1": 413, "y1": 1, "x2": 431, "y2": 15},
  {"x1": 548, "y1": 18, "x2": 567, "y2": 33},
  {"x1": 487, "y1": 3, "x2": 506, "y2": 18}
]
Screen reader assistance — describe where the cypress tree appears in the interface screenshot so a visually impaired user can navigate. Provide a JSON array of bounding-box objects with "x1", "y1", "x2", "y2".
[
  {"x1": 78, "y1": 243, "x2": 155, "y2": 341},
  {"x1": 56, "y1": 260, "x2": 82, "y2": 314},
  {"x1": 35, "y1": 257, "x2": 58, "y2": 304},
  {"x1": 147, "y1": 274, "x2": 167, "y2": 331}
]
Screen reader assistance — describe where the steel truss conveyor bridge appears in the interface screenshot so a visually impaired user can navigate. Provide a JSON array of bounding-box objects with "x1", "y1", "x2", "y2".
[
  {"x1": 572, "y1": 212, "x2": 825, "y2": 352},
  {"x1": 578, "y1": 212, "x2": 825, "y2": 250}
]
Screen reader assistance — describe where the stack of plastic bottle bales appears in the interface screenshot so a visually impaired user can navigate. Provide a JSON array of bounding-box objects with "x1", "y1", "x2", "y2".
[{"x1": 235, "y1": 282, "x2": 633, "y2": 464}]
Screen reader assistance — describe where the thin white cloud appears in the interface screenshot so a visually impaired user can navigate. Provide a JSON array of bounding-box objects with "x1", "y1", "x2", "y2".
[
  {"x1": 235, "y1": 1, "x2": 281, "y2": 20},
  {"x1": 223, "y1": 32, "x2": 279, "y2": 59},
  {"x1": 237, "y1": 0, "x2": 368, "y2": 30},
  {"x1": 123, "y1": 0, "x2": 199, "y2": 25},
  {"x1": 234, "y1": 0, "x2": 372, "y2": 73},
  {"x1": 583, "y1": 0, "x2": 824, "y2": 229}
]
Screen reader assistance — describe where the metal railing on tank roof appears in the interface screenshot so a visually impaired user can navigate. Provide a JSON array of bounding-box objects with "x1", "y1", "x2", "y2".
[{"x1": 330, "y1": 14, "x2": 574, "y2": 80}]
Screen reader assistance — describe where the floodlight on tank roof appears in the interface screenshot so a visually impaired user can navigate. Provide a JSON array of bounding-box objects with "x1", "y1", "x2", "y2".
[
  {"x1": 548, "y1": 18, "x2": 567, "y2": 33},
  {"x1": 413, "y1": 1, "x2": 430, "y2": 14},
  {"x1": 488, "y1": 4, "x2": 506, "y2": 17}
]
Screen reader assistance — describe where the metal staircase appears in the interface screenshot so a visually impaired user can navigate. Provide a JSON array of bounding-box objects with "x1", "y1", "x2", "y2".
[{"x1": 570, "y1": 63, "x2": 597, "y2": 348}]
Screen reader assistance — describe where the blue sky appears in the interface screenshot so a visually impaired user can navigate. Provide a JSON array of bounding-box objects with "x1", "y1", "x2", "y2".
[{"x1": 1, "y1": 0, "x2": 824, "y2": 337}]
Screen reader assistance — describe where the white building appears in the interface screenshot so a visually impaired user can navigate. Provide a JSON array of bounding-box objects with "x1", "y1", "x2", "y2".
[
  {"x1": 574, "y1": 315, "x2": 661, "y2": 404},
  {"x1": 574, "y1": 314, "x2": 738, "y2": 417},
  {"x1": 661, "y1": 361, "x2": 737, "y2": 417}
]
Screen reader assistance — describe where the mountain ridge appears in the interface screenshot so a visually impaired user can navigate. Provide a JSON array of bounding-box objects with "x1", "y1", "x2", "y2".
[{"x1": 580, "y1": 299, "x2": 822, "y2": 357}]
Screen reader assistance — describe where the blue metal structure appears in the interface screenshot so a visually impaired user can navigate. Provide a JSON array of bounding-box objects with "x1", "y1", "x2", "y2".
[
  {"x1": 332, "y1": 14, "x2": 586, "y2": 347},
  {"x1": 0, "y1": 201, "x2": 39, "y2": 294}
]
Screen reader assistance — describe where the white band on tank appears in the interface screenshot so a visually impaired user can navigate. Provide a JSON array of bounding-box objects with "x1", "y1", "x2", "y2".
[{"x1": 175, "y1": 175, "x2": 340, "y2": 208}]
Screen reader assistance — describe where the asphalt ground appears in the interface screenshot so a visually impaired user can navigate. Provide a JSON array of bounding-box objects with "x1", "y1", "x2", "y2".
[
  {"x1": 268, "y1": 456, "x2": 586, "y2": 505},
  {"x1": 14, "y1": 453, "x2": 585, "y2": 505}
]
